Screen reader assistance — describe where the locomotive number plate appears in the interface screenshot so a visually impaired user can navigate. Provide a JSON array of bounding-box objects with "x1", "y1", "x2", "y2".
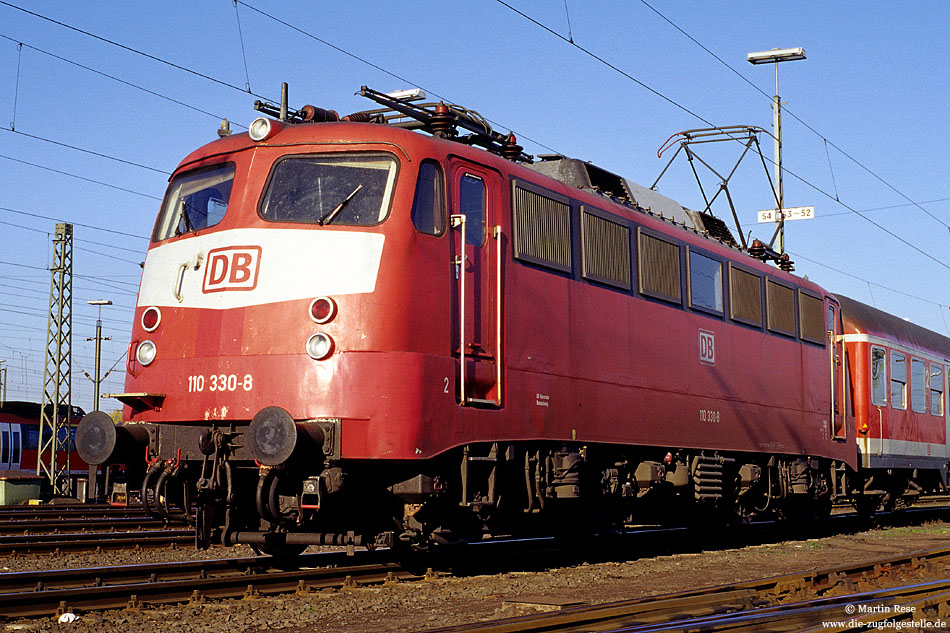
[
  {"x1": 699, "y1": 409, "x2": 720, "y2": 423},
  {"x1": 187, "y1": 374, "x2": 253, "y2": 393}
]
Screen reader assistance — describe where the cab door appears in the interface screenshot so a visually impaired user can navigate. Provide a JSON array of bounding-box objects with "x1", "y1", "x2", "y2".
[
  {"x1": 449, "y1": 159, "x2": 503, "y2": 407},
  {"x1": 828, "y1": 299, "x2": 847, "y2": 439}
]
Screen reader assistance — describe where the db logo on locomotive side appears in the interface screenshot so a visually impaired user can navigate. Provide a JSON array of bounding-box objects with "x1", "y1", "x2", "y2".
[
  {"x1": 203, "y1": 246, "x2": 262, "y2": 293},
  {"x1": 699, "y1": 329, "x2": 716, "y2": 366}
]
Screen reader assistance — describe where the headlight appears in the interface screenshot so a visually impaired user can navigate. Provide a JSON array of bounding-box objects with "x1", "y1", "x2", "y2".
[
  {"x1": 306, "y1": 333, "x2": 334, "y2": 360},
  {"x1": 137, "y1": 340, "x2": 157, "y2": 366},
  {"x1": 248, "y1": 117, "x2": 274, "y2": 141}
]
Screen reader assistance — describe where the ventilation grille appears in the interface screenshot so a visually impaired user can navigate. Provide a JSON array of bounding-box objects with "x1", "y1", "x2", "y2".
[
  {"x1": 639, "y1": 231, "x2": 681, "y2": 302},
  {"x1": 697, "y1": 212, "x2": 738, "y2": 247},
  {"x1": 512, "y1": 185, "x2": 571, "y2": 272},
  {"x1": 799, "y1": 291, "x2": 825, "y2": 344},
  {"x1": 730, "y1": 266, "x2": 762, "y2": 326},
  {"x1": 766, "y1": 279, "x2": 796, "y2": 336},
  {"x1": 581, "y1": 209, "x2": 631, "y2": 289},
  {"x1": 584, "y1": 163, "x2": 631, "y2": 203}
]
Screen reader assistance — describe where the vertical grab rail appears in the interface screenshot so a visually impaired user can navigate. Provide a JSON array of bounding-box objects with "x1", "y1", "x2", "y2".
[
  {"x1": 494, "y1": 225, "x2": 502, "y2": 407},
  {"x1": 451, "y1": 214, "x2": 467, "y2": 405}
]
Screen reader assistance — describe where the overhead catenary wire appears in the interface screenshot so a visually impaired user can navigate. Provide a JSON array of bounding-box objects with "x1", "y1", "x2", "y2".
[
  {"x1": 634, "y1": 0, "x2": 949, "y2": 231},
  {"x1": 0, "y1": 33, "x2": 246, "y2": 128},
  {"x1": 0, "y1": 1, "x2": 270, "y2": 100},
  {"x1": 492, "y1": 1, "x2": 950, "y2": 273},
  {"x1": 1, "y1": 128, "x2": 168, "y2": 174}
]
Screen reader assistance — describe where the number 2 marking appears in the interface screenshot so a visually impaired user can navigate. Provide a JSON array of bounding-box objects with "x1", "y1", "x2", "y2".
[{"x1": 443, "y1": 377, "x2": 450, "y2": 394}]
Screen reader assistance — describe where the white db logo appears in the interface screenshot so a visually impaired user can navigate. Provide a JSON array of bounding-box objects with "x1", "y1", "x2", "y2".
[
  {"x1": 203, "y1": 246, "x2": 262, "y2": 293},
  {"x1": 699, "y1": 329, "x2": 716, "y2": 365}
]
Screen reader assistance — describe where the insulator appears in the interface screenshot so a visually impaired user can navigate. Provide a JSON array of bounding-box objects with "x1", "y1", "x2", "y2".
[
  {"x1": 341, "y1": 112, "x2": 373, "y2": 123},
  {"x1": 749, "y1": 239, "x2": 766, "y2": 259},
  {"x1": 502, "y1": 132, "x2": 523, "y2": 161},
  {"x1": 300, "y1": 105, "x2": 340, "y2": 123},
  {"x1": 779, "y1": 254, "x2": 795, "y2": 272},
  {"x1": 428, "y1": 102, "x2": 456, "y2": 138}
]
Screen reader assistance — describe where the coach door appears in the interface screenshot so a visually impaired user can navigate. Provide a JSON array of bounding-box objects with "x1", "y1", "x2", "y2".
[
  {"x1": 828, "y1": 299, "x2": 847, "y2": 440},
  {"x1": 449, "y1": 159, "x2": 503, "y2": 407},
  {"x1": 0, "y1": 423, "x2": 13, "y2": 470}
]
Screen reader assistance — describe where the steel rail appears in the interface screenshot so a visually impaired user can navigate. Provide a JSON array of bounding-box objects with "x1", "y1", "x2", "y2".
[
  {"x1": 0, "y1": 529, "x2": 193, "y2": 555},
  {"x1": 0, "y1": 550, "x2": 420, "y2": 618},
  {"x1": 0, "y1": 516, "x2": 170, "y2": 535},
  {"x1": 424, "y1": 547, "x2": 950, "y2": 632}
]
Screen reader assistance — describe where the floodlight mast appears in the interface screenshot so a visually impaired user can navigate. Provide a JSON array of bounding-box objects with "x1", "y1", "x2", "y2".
[{"x1": 747, "y1": 47, "x2": 806, "y2": 254}]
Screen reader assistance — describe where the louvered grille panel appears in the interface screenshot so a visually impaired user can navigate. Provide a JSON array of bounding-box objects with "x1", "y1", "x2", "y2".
[
  {"x1": 799, "y1": 292, "x2": 825, "y2": 344},
  {"x1": 767, "y1": 280, "x2": 796, "y2": 335},
  {"x1": 512, "y1": 186, "x2": 571, "y2": 272},
  {"x1": 639, "y1": 232, "x2": 681, "y2": 301},
  {"x1": 730, "y1": 267, "x2": 762, "y2": 326},
  {"x1": 582, "y1": 209, "x2": 630, "y2": 289}
]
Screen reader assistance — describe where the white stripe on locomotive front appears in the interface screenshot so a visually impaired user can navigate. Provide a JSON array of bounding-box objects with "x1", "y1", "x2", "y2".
[{"x1": 137, "y1": 228, "x2": 385, "y2": 309}]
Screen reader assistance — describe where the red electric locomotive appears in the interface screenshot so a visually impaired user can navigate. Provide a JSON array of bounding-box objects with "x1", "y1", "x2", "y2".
[{"x1": 74, "y1": 87, "x2": 941, "y2": 554}]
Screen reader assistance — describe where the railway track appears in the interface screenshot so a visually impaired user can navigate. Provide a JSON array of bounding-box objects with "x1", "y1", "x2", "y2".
[
  {"x1": 0, "y1": 549, "x2": 424, "y2": 618},
  {"x1": 427, "y1": 547, "x2": 950, "y2": 632},
  {"x1": 1, "y1": 504, "x2": 948, "y2": 620},
  {"x1": 0, "y1": 529, "x2": 194, "y2": 556}
]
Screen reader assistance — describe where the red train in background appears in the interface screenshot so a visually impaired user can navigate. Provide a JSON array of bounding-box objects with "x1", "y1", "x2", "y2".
[
  {"x1": 74, "y1": 86, "x2": 949, "y2": 554},
  {"x1": 0, "y1": 401, "x2": 87, "y2": 478}
]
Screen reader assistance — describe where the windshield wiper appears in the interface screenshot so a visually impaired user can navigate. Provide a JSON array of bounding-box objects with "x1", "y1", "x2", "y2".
[
  {"x1": 319, "y1": 184, "x2": 363, "y2": 225},
  {"x1": 174, "y1": 199, "x2": 195, "y2": 236}
]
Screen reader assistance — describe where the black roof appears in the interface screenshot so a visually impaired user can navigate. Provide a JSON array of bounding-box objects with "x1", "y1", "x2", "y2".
[
  {"x1": 837, "y1": 294, "x2": 950, "y2": 360},
  {"x1": 0, "y1": 401, "x2": 86, "y2": 421}
]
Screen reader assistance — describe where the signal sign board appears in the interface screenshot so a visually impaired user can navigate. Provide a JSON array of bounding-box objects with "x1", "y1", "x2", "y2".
[{"x1": 757, "y1": 206, "x2": 814, "y2": 223}]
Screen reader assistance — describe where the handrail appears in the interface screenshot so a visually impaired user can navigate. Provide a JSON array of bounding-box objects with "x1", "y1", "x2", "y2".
[
  {"x1": 451, "y1": 214, "x2": 466, "y2": 405},
  {"x1": 494, "y1": 225, "x2": 502, "y2": 407}
]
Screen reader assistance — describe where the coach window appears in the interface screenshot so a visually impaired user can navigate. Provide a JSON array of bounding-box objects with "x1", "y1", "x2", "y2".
[
  {"x1": 930, "y1": 364, "x2": 945, "y2": 416},
  {"x1": 688, "y1": 251, "x2": 723, "y2": 314},
  {"x1": 911, "y1": 358, "x2": 926, "y2": 413},
  {"x1": 0, "y1": 430, "x2": 7, "y2": 464},
  {"x1": 10, "y1": 432, "x2": 18, "y2": 465},
  {"x1": 870, "y1": 346, "x2": 887, "y2": 406},
  {"x1": 891, "y1": 352, "x2": 907, "y2": 410},
  {"x1": 410, "y1": 161, "x2": 445, "y2": 235},
  {"x1": 460, "y1": 174, "x2": 486, "y2": 246}
]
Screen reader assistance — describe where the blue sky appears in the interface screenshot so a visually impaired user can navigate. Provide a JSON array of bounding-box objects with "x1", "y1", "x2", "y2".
[{"x1": 0, "y1": 0, "x2": 948, "y2": 408}]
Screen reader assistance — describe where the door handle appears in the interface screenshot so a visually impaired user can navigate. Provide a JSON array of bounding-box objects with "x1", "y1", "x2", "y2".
[{"x1": 174, "y1": 263, "x2": 187, "y2": 303}]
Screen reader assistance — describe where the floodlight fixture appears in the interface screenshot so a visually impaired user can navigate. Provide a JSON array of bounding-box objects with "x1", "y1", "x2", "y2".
[{"x1": 747, "y1": 47, "x2": 806, "y2": 65}]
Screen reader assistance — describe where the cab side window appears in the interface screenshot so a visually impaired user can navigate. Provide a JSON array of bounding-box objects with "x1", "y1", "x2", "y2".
[
  {"x1": 410, "y1": 161, "x2": 445, "y2": 235},
  {"x1": 460, "y1": 174, "x2": 486, "y2": 246}
]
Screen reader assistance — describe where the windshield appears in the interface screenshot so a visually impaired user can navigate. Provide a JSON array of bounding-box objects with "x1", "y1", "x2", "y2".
[
  {"x1": 260, "y1": 153, "x2": 398, "y2": 225},
  {"x1": 153, "y1": 163, "x2": 235, "y2": 241}
]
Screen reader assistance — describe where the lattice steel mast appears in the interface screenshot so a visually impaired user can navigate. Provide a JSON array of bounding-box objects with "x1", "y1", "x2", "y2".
[{"x1": 38, "y1": 222, "x2": 73, "y2": 496}]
